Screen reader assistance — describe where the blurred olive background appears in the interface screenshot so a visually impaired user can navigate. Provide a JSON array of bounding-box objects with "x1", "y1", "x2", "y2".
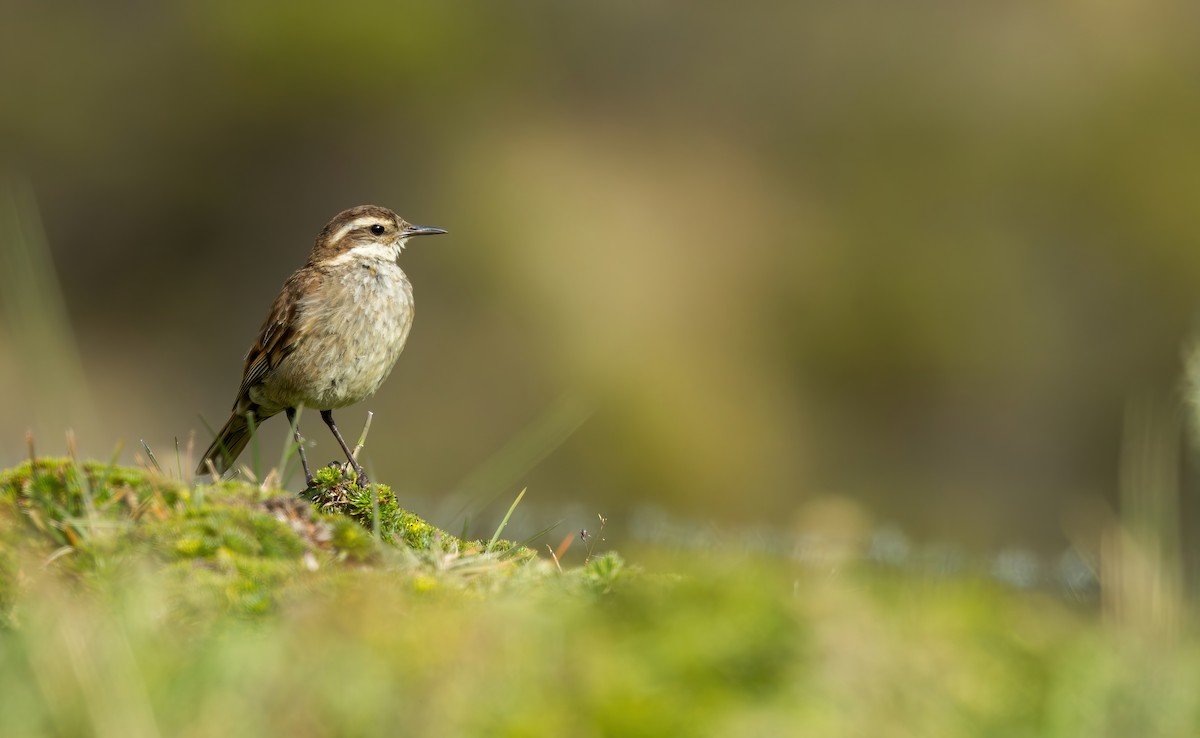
[{"x1": 2, "y1": 0, "x2": 1199, "y2": 552}]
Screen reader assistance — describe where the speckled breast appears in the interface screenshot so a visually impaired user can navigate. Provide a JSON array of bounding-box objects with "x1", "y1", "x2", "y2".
[{"x1": 261, "y1": 261, "x2": 414, "y2": 411}]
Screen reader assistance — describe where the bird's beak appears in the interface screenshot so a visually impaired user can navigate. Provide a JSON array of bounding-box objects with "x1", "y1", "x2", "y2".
[{"x1": 403, "y1": 225, "x2": 448, "y2": 237}]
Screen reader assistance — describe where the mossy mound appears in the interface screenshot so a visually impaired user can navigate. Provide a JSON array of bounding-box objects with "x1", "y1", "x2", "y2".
[
  {"x1": 301, "y1": 463, "x2": 529, "y2": 556},
  {"x1": 0, "y1": 458, "x2": 543, "y2": 618}
]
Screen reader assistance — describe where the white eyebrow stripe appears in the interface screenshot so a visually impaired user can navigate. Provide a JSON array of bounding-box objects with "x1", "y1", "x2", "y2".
[{"x1": 328, "y1": 216, "x2": 386, "y2": 244}]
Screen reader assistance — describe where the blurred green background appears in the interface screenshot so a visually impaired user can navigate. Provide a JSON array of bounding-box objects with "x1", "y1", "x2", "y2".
[{"x1": 3, "y1": 0, "x2": 1200, "y2": 555}]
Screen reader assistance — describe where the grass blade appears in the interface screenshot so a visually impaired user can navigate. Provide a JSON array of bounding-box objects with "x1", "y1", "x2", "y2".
[
  {"x1": 140, "y1": 440, "x2": 162, "y2": 473},
  {"x1": 246, "y1": 410, "x2": 260, "y2": 483},
  {"x1": 279, "y1": 406, "x2": 304, "y2": 490},
  {"x1": 487, "y1": 488, "x2": 526, "y2": 554},
  {"x1": 353, "y1": 411, "x2": 373, "y2": 462}
]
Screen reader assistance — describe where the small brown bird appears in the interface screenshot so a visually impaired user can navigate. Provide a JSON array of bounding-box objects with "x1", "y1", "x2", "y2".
[{"x1": 197, "y1": 205, "x2": 446, "y2": 487}]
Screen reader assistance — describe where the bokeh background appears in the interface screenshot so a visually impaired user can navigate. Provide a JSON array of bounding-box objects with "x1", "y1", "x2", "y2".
[{"x1": 3, "y1": 0, "x2": 1200, "y2": 558}]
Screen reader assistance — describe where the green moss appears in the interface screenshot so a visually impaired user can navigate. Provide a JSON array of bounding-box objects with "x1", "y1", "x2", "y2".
[
  {"x1": 0, "y1": 497, "x2": 27, "y2": 625},
  {"x1": 0, "y1": 458, "x2": 186, "y2": 548},
  {"x1": 303, "y1": 465, "x2": 533, "y2": 559},
  {"x1": 0, "y1": 459, "x2": 551, "y2": 621},
  {"x1": 582, "y1": 550, "x2": 627, "y2": 594}
]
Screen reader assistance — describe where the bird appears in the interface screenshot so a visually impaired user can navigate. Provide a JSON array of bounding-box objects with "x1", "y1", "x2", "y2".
[{"x1": 197, "y1": 204, "x2": 446, "y2": 487}]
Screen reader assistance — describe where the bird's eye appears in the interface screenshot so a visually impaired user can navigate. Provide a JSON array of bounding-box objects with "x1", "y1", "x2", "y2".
[{"x1": 370, "y1": 224, "x2": 386, "y2": 236}]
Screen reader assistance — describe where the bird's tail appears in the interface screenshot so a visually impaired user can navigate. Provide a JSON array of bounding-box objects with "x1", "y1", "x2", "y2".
[{"x1": 196, "y1": 409, "x2": 270, "y2": 477}]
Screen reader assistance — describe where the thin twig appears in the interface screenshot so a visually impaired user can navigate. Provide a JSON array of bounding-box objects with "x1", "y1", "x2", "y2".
[{"x1": 584, "y1": 514, "x2": 607, "y2": 563}]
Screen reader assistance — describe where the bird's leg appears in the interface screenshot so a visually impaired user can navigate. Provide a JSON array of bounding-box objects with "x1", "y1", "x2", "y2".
[
  {"x1": 321, "y1": 409, "x2": 370, "y2": 486},
  {"x1": 286, "y1": 407, "x2": 315, "y2": 488}
]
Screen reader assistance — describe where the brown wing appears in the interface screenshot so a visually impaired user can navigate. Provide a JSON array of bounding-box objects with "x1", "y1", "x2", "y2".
[{"x1": 233, "y1": 269, "x2": 317, "y2": 408}]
